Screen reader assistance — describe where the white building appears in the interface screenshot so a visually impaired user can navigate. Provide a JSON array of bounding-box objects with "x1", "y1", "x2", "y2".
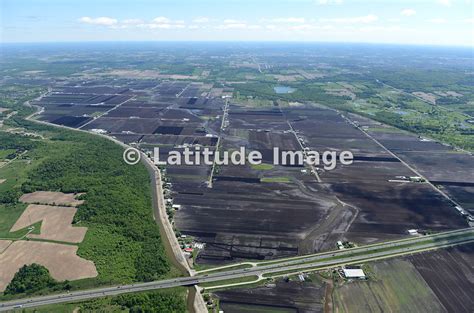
[{"x1": 343, "y1": 268, "x2": 366, "y2": 279}]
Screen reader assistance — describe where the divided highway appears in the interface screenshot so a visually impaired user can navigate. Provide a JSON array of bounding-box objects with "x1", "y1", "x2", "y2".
[{"x1": 1, "y1": 228, "x2": 472, "y2": 311}]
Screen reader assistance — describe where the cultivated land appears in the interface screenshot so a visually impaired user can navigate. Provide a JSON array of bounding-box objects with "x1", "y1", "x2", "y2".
[
  {"x1": 333, "y1": 259, "x2": 446, "y2": 313},
  {"x1": 0, "y1": 192, "x2": 96, "y2": 292},
  {"x1": 407, "y1": 243, "x2": 474, "y2": 313},
  {"x1": 0, "y1": 241, "x2": 98, "y2": 292},
  {"x1": 0, "y1": 42, "x2": 473, "y2": 311},
  {"x1": 19, "y1": 191, "x2": 84, "y2": 207},
  {"x1": 10, "y1": 204, "x2": 87, "y2": 243},
  {"x1": 28, "y1": 77, "x2": 469, "y2": 265}
]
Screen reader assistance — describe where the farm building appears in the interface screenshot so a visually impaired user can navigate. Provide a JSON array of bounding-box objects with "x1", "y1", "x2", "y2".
[{"x1": 343, "y1": 268, "x2": 366, "y2": 279}]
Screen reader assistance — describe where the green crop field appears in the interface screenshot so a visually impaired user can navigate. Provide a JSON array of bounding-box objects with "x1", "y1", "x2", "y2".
[{"x1": 333, "y1": 259, "x2": 445, "y2": 313}]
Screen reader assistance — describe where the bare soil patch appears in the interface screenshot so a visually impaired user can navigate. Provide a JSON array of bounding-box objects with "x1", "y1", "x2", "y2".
[
  {"x1": 0, "y1": 240, "x2": 12, "y2": 253},
  {"x1": 413, "y1": 91, "x2": 437, "y2": 104},
  {"x1": 0, "y1": 240, "x2": 97, "y2": 291},
  {"x1": 19, "y1": 191, "x2": 84, "y2": 207},
  {"x1": 10, "y1": 204, "x2": 87, "y2": 243}
]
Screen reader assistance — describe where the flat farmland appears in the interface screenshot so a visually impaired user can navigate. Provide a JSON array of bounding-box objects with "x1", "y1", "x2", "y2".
[
  {"x1": 407, "y1": 243, "x2": 474, "y2": 313},
  {"x1": 365, "y1": 126, "x2": 474, "y2": 185},
  {"x1": 19, "y1": 191, "x2": 84, "y2": 206},
  {"x1": 38, "y1": 114, "x2": 91, "y2": 128},
  {"x1": 141, "y1": 134, "x2": 218, "y2": 147},
  {"x1": 30, "y1": 79, "x2": 470, "y2": 267},
  {"x1": 105, "y1": 107, "x2": 163, "y2": 118},
  {"x1": 441, "y1": 185, "x2": 474, "y2": 214},
  {"x1": 229, "y1": 109, "x2": 290, "y2": 132},
  {"x1": 334, "y1": 259, "x2": 446, "y2": 313},
  {"x1": 361, "y1": 121, "x2": 474, "y2": 216},
  {"x1": 174, "y1": 180, "x2": 338, "y2": 263},
  {"x1": 121, "y1": 100, "x2": 171, "y2": 108},
  {"x1": 0, "y1": 241, "x2": 98, "y2": 292},
  {"x1": 11, "y1": 204, "x2": 87, "y2": 243},
  {"x1": 328, "y1": 182, "x2": 466, "y2": 242},
  {"x1": 216, "y1": 277, "x2": 327, "y2": 313},
  {"x1": 83, "y1": 117, "x2": 161, "y2": 134},
  {"x1": 283, "y1": 106, "x2": 467, "y2": 243},
  {"x1": 36, "y1": 103, "x2": 115, "y2": 116}
]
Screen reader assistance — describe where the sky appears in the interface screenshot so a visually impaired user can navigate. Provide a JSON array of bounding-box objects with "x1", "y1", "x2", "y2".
[{"x1": 1, "y1": 0, "x2": 473, "y2": 46}]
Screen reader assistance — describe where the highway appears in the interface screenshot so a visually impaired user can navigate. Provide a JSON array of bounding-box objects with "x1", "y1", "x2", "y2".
[{"x1": 1, "y1": 228, "x2": 472, "y2": 311}]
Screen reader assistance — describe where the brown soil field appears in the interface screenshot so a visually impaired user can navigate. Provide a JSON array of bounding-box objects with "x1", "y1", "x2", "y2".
[
  {"x1": 19, "y1": 191, "x2": 84, "y2": 207},
  {"x1": 0, "y1": 240, "x2": 12, "y2": 253},
  {"x1": 273, "y1": 74, "x2": 301, "y2": 82},
  {"x1": 413, "y1": 91, "x2": 437, "y2": 104},
  {"x1": 0, "y1": 240, "x2": 97, "y2": 292},
  {"x1": 10, "y1": 204, "x2": 87, "y2": 243},
  {"x1": 0, "y1": 179, "x2": 5, "y2": 184},
  {"x1": 407, "y1": 244, "x2": 474, "y2": 313}
]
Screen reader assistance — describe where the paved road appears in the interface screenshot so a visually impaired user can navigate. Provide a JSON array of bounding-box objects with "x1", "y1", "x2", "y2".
[
  {"x1": 1, "y1": 228, "x2": 472, "y2": 311},
  {"x1": 253, "y1": 227, "x2": 471, "y2": 268}
]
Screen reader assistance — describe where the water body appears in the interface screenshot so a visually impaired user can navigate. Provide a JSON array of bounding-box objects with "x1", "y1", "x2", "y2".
[
  {"x1": 274, "y1": 86, "x2": 296, "y2": 94},
  {"x1": 395, "y1": 109, "x2": 409, "y2": 115}
]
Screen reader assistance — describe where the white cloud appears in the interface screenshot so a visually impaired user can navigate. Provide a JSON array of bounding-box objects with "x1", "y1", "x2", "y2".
[
  {"x1": 261, "y1": 17, "x2": 306, "y2": 23},
  {"x1": 122, "y1": 19, "x2": 143, "y2": 25},
  {"x1": 427, "y1": 18, "x2": 447, "y2": 23},
  {"x1": 437, "y1": 0, "x2": 452, "y2": 6},
  {"x1": 220, "y1": 23, "x2": 247, "y2": 29},
  {"x1": 78, "y1": 15, "x2": 188, "y2": 30},
  {"x1": 401, "y1": 9, "x2": 416, "y2": 16},
  {"x1": 135, "y1": 17, "x2": 186, "y2": 29},
  {"x1": 223, "y1": 19, "x2": 246, "y2": 24},
  {"x1": 79, "y1": 16, "x2": 118, "y2": 26},
  {"x1": 289, "y1": 24, "x2": 315, "y2": 31},
  {"x1": 139, "y1": 23, "x2": 185, "y2": 29},
  {"x1": 193, "y1": 17, "x2": 209, "y2": 23},
  {"x1": 358, "y1": 25, "x2": 403, "y2": 32},
  {"x1": 153, "y1": 16, "x2": 171, "y2": 24},
  {"x1": 317, "y1": 0, "x2": 343, "y2": 5},
  {"x1": 464, "y1": 18, "x2": 474, "y2": 23},
  {"x1": 320, "y1": 14, "x2": 378, "y2": 24}
]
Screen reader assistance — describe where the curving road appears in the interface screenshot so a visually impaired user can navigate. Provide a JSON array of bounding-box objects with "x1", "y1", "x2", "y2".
[{"x1": 1, "y1": 228, "x2": 472, "y2": 311}]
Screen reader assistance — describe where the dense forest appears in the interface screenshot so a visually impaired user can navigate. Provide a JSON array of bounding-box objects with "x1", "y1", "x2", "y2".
[
  {"x1": 67, "y1": 289, "x2": 186, "y2": 313},
  {"x1": 0, "y1": 123, "x2": 178, "y2": 302},
  {"x1": 5, "y1": 264, "x2": 57, "y2": 295},
  {"x1": 21, "y1": 129, "x2": 171, "y2": 284}
]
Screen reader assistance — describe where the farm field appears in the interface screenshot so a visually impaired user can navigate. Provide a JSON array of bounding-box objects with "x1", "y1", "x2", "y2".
[
  {"x1": 0, "y1": 241, "x2": 98, "y2": 292},
  {"x1": 333, "y1": 259, "x2": 446, "y2": 313},
  {"x1": 0, "y1": 42, "x2": 473, "y2": 311},
  {"x1": 22, "y1": 58, "x2": 470, "y2": 266},
  {"x1": 407, "y1": 243, "x2": 474, "y2": 313},
  {"x1": 216, "y1": 275, "x2": 327, "y2": 313}
]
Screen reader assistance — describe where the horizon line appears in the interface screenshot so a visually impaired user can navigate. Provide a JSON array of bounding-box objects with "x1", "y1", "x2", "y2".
[{"x1": 1, "y1": 40, "x2": 473, "y2": 49}]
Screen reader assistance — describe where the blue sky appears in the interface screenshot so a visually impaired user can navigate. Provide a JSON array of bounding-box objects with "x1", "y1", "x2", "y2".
[{"x1": 1, "y1": 0, "x2": 473, "y2": 46}]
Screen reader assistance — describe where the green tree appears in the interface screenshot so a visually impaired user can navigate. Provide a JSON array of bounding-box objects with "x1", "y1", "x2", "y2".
[{"x1": 5, "y1": 264, "x2": 57, "y2": 295}]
